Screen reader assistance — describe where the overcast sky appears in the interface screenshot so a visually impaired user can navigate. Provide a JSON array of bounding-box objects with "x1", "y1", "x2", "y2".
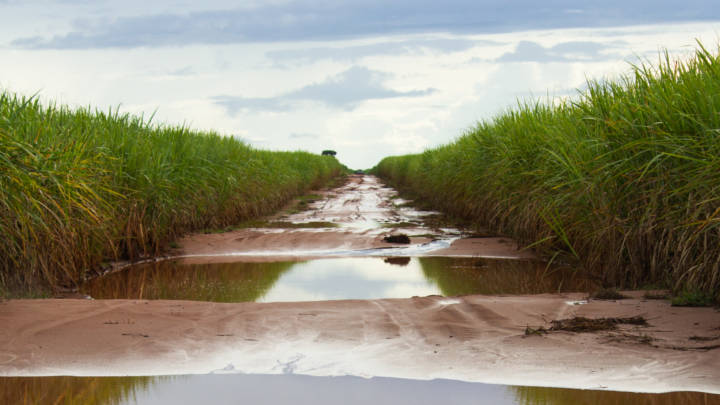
[{"x1": 1, "y1": 1, "x2": 719, "y2": 169}]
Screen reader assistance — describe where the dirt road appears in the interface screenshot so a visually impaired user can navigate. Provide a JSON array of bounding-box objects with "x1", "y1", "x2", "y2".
[
  {"x1": 175, "y1": 175, "x2": 535, "y2": 261},
  {"x1": 1, "y1": 174, "x2": 719, "y2": 394}
]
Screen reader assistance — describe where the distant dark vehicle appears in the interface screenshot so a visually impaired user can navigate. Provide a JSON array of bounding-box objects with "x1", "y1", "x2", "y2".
[
  {"x1": 354, "y1": 170, "x2": 364, "y2": 174},
  {"x1": 321, "y1": 150, "x2": 337, "y2": 156}
]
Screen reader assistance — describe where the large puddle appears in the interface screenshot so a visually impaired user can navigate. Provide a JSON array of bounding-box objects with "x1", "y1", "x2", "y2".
[
  {"x1": 2, "y1": 374, "x2": 718, "y2": 405},
  {"x1": 81, "y1": 257, "x2": 597, "y2": 302}
]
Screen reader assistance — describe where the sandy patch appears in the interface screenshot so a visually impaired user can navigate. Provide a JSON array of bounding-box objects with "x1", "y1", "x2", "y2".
[
  {"x1": 177, "y1": 229, "x2": 390, "y2": 256},
  {"x1": 1, "y1": 293, "x2": 718, "y2": 393}
]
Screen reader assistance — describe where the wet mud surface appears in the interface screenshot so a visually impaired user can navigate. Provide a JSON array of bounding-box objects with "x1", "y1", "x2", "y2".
[
  {"x1": 174, "y1": 175, "x2": 535, "y2": 260},
  {"x1": 1, "y1": 293, "x2": 719, "y2": 393}
]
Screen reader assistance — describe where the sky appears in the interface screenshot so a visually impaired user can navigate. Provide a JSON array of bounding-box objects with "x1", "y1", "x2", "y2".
[{"x1": 1, "y1": 1, "x2": 719, "y2": 169}]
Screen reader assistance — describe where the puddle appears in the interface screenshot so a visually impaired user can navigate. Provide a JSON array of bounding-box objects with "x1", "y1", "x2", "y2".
[
  {"x1": 1, "y1": 374, "x2": 717, "y2": 405},
  {"x1": 80, "y1": 257, "x2": 596, "y2": 302}
]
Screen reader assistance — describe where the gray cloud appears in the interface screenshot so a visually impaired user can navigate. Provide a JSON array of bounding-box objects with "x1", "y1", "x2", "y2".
[
  {"x1": 11, "y1": 0, "x2": 720, "y2": 49},
  {"x1": 213, "y1": 66, "x2": 435, "y2": 114},
  {"x1": 267, "y1": 38, "x2": 492, "y2": 65},
  {"x1": 495, "y1": 41, "x2": 623, "y2": 63}
]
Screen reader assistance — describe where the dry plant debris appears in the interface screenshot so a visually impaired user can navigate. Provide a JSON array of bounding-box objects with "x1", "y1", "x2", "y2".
[{"x1": 525, "y1": 316, "x2": 648, "y2": 335}]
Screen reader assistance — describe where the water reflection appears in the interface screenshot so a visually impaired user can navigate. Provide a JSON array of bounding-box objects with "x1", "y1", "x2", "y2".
[
  {"x1": 384, "y1": 257, "x2": 411, "y2": 266},
  {"x1": 82, "y1": 257, "x2": 597, "y2": 302},
  {"x1": 0, "y1": 376, "x2": 157, "y2": 405},
  {"x1": 417, "y1": 257, "x2": 596, "y2": 296},
  {"x1": 256, "y1": 257, "x2": 440, "y2": 301},
  {"x1": 81, "y1": 261, "x2": 295, "y2": 302},
  {"x1": 1, "y1": 375, "x2": 717, "y2": 405},
  {"x1": 512, "y1": 386, "x2": 720, "y2": 405}
]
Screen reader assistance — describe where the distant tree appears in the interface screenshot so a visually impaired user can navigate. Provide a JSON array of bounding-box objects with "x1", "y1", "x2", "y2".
[{"x1": 321, "y1": 150, "x2": 337, "y2": 156}]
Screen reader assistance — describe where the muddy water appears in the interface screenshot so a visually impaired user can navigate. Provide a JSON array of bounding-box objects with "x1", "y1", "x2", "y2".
[
  {"x1": 81, "y1": 257, "x2": 596, "y2": 302},
  {"x1": 2, "y1": 375, "x2": 718, "y2": 405}
]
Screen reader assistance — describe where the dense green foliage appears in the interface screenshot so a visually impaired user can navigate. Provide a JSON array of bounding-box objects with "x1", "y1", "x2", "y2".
[
  {"x1": 374, "y1": 44, "x2": 720, "y2": 298},
  {"x1": 0, "y1": 93, "x2": 343, "y2": 292}
]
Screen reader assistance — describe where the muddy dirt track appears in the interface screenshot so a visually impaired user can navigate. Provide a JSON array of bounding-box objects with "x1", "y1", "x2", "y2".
[
  {"x1": 175, "y1": 175, "x2": 535, "y2": 261},
  {"x1": 1, "y1": 175, "x2": 719, "y2": 394}
]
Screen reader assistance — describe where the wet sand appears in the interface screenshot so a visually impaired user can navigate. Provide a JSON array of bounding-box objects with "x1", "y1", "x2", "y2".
[
  {"x1": 175, "y1": 175, "x2": 532, "y2": 260},
  {"x1": 1, "y1": 293, "x2": 719, "y2": 393},
  {"x1": 1, "y1": 174, "x2": 719, "y2": 394}
]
